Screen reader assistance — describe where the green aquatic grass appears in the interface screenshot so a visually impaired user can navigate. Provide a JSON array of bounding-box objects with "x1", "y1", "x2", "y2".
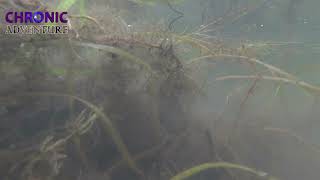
[
  {"x1": 56, "y1": 0, "x2": 87, "y2": 24},
  {"x1": 171, "y1": 162, "x2": 278, "y2": 180},
  {"x1": 187, "y1": 53, "x2": 320, "y2": 96},
  {"x1": 79, "y1": 0, "x2": 86, "y2": 16},
  {"x1": 56, "y1": 0, "x2": 83, "y2": 11},
  {"x1": 214, "y1": 75, "x2": 320, "y2": 96},
  {"x1": 10, "y1": 92, "x2": 143, "y2": 177},
  {"x1": 33, "y1": 0, "x2": 86, "y2": 28},
  {"x1": 131, "y1": 0, "x2": 185, "y2": 6},
  {"x1": 264, "y1": 127, "x2": 320, "y2": 154},
  {"x1": 132, "y1": 31, "x2": 211, "y2": 54},
  {"x1": 57, "y1": 0, "x2": 77, "y2": 11}
]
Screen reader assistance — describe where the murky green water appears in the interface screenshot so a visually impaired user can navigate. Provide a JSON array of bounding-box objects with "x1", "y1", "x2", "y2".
[{"x1": 1, "y1": 0, "x2": 320, "y2": 180}]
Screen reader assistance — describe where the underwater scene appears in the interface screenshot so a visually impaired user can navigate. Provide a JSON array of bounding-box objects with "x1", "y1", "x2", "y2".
[{"x1": 1, "y1": 0, "x2": 320, "y2": 179}]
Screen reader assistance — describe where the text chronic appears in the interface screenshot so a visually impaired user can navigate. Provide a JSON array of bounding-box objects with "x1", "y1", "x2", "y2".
[
  {"x1": 5, "y1": 11, "x2": 68, "y2": 24},
  {"x1": 3, "y1": 11, "x2": 69, "y2": 35}
]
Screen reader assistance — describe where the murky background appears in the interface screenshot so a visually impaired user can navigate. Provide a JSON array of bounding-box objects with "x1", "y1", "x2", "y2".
[{"x1": 1, "y1": 0, "x2": 320, "y2": 180}]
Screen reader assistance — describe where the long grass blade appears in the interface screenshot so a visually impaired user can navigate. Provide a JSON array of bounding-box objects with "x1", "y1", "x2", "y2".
[{"x1": 171, "y1": 162, "x2": 277, "y2": 180}]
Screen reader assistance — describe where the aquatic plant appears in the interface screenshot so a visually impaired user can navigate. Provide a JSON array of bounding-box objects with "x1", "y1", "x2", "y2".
[
  {"x1": 130, "y1": 0, "x2": 185, "y2": 5},
  {"x1": 8, "y1": 92, "x2": 143, "y2": 176},
  {"x1": 1, "y1": 0, "x2": 320, "y2": 180},
  {"x1": 56, "y1": 0, "x2": 85, "y2": 12},
  {"x1": 171, "y1": 162, "x2": 278, "y2": 180}
]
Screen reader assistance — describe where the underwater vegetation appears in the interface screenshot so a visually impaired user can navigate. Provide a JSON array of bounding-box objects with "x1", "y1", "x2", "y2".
[{"x1": 1, "y1": 0, "x2": 320, "y2": 180}]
